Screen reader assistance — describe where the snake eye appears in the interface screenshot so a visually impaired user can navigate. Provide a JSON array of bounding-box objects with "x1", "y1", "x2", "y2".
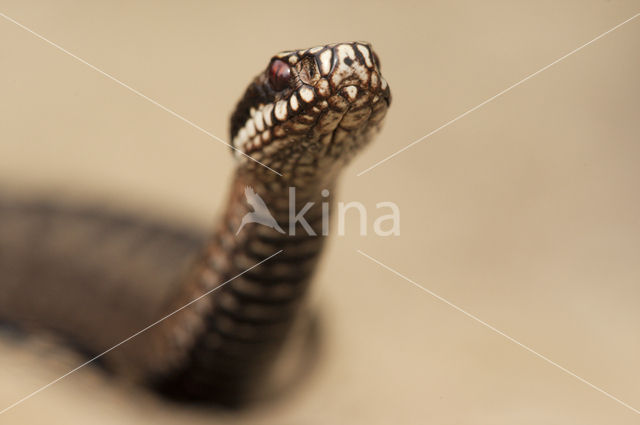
[{"x1": 268, "y1": 59, "x2": 291, "y2": 91}]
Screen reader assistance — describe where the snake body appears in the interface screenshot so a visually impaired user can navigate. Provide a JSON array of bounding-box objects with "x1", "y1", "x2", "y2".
[{"x1": 0, "y1": 42, "x2": 390, "y2": 405}]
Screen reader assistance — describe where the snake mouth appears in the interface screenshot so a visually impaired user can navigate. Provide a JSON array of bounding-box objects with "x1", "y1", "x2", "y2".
[{"x1": 230, "y1": 42, "x2": 390, "y2": 173}]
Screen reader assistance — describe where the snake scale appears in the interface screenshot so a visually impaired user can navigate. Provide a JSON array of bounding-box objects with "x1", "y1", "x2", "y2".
[{"x1": 0, "y1": 41, "x2": 391, "y2": 405}]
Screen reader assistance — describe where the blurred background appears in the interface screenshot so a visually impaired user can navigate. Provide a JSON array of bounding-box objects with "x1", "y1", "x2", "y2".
[{"x1": 1, "y1": 1, "x2": 639, "y2": 423}]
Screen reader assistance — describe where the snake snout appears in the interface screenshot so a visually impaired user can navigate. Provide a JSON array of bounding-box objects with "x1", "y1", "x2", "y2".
[{"x1": 230, "y1": 41, "x2": 390, "y2": 175}]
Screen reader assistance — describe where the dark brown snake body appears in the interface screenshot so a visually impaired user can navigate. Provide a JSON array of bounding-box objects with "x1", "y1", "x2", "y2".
[{"x1": 0, "y1": 42, "x2": 390, "y2": 405}]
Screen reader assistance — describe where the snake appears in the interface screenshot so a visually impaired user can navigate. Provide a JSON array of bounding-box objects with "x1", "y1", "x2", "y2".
[{"x1": 0, "y1": 41, "x2": 391, "y2": 406}]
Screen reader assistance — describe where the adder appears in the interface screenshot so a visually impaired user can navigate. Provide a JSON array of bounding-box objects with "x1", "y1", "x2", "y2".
[{"x1": 0, "y1": 41, "x2": 391, "y2": 405}]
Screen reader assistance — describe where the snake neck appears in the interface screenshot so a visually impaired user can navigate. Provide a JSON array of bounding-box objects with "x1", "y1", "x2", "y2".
[
  {"x1": 120, "y1": 40, "x2": 390, "y2": 403},
  {"x1": 132, "y1": 168, "x2": 335, "y2": 402},
  {"x1": 228, "y1": 166, "x2": 338, "y2": 230}
]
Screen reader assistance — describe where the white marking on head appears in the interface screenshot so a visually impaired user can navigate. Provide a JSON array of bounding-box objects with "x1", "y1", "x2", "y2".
[
  {"x1": 254, "y1": 110, "x2": 264, "y2": 131},
  {"x1": 309, "y1": 46, "x2": 324, "y2": 54},
  {"x1": 370, "y1": 72, "x2": 379, "y2": 89},
  {"x1": 275, "y1": 100, "x2": 288, "y2": 121},
  {"x1": 246, "y1": 118, "x2": 256, "y2": 137},
  {"x1": 356, "y1": 44, "x2": 373, "y2": 68},
  {"x1": 336, "y1": 44, "x2": 356, "y2": 61},
  {"x1": 319, "y1": 49, "x2": 333, "y2": 75},
  {"x1": 316, "y1": 78, "x2": 330, "y2": 97},
  {"x1": 331, "y1": 44, "x2": 360, "y2": 87},
  {"x1": 289, "y1": 94, "x2": 299, "y2": 111},
  {"x1": 344, "y1": 85, "x2": 358, "y2": 101},
  {"x1": 263, "y1": 103, "x2": 274, "y2": 127},
  {"x1": 262, "y1": 129, "x2": 271, "y2": 143},
  {"x1": 299, "y1": 86, "x2": 315, "y2": 103}
]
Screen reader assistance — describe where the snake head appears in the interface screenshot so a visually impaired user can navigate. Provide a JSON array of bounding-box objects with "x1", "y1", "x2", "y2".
[{"x1": 230, "y1": 42, "x2": 391, "y2": 182}]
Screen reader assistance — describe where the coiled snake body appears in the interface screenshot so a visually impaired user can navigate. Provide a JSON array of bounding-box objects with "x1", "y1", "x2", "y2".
[{"x1": 0, "y1": 42, "x2": 390, "y2": 405}]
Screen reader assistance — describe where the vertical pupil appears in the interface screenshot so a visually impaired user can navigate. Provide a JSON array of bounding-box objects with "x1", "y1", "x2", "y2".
[{"x1": 269, "y1": 59, "x2": 291, "y2": 91}]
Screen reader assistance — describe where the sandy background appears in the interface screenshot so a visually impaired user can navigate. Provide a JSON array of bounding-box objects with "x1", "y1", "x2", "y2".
[{"x1": 1, "y1": 1, "x2": 639, "y2": 423}]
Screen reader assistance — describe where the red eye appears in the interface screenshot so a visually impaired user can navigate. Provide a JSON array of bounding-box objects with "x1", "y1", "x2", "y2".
[{"x1": 268, "y1": 59, "x2": 291, "y2": 91}]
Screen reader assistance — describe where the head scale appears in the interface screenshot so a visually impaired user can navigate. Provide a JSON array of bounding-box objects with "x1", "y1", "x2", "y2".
[{"x1": 230, "y1": 41, "x2": 391, "y2": 183}]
